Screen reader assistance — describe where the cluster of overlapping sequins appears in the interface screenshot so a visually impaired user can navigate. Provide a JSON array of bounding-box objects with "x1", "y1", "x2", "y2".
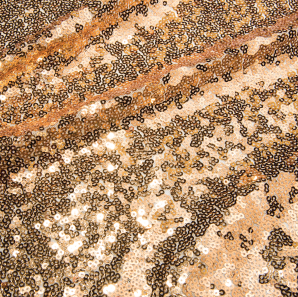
[{"x1": 1, "y1": 0, "x2": 298, "y2": 297}]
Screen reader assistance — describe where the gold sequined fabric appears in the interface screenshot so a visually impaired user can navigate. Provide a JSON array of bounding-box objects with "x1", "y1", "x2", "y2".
[{"x1": 1, "y1": 1, "x2": 298, "y2": 297}]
